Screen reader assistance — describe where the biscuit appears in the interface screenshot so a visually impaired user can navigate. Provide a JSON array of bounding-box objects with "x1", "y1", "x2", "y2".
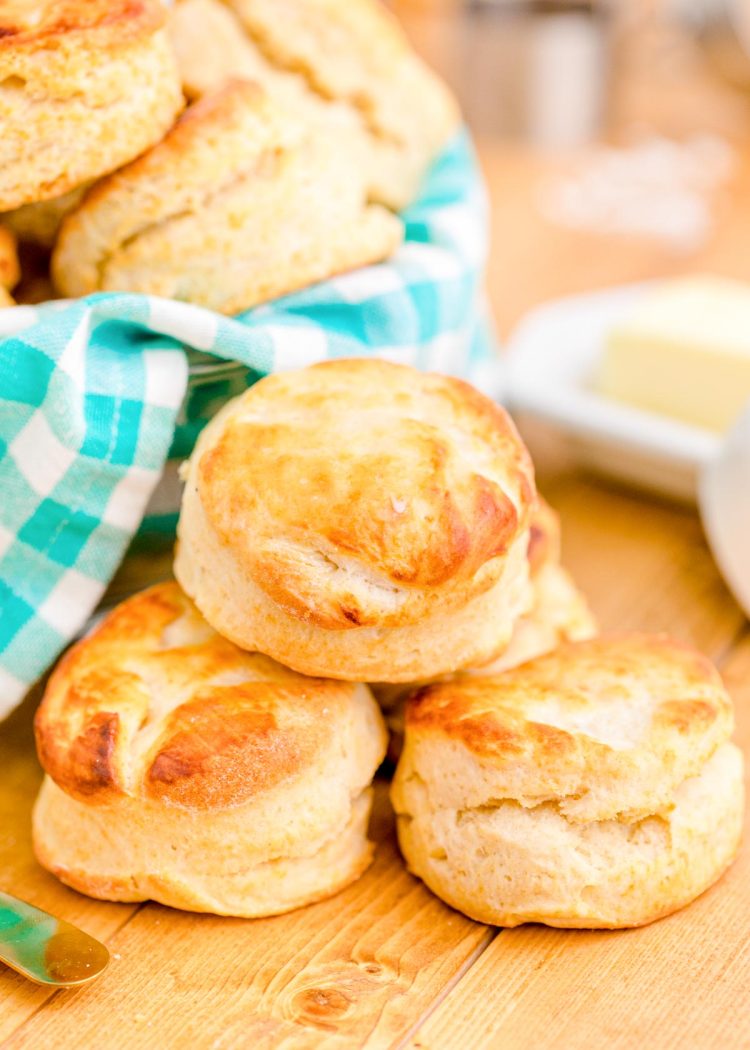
[
  {"x1": 175, "y1": 358, "x2": 536, "y2": 682},
  {"x1": 0, "y1": 1, "x2": 183, "y2": 212},
  {"x1": 470, "y1": 498, "x2": 596, "y2": 676},
  {"x1": 374, "y1": 497, "x2": 597, "y2": 754},
  {"x1": 168, "y1": 0, "x2": 367, "y2": 169},
  {"x1": 169, "y1": 0, "x2": 460, "y2": 209},
  {"x1": 375, "y1": 497, "x2": 593, "y2": 706},
  {"x1": 52, "y1": 79, "x2": 402, "y2": 311},
  {"x1": 169, "y1": 0, "x2": 302, "y2": 101},
  {"x1": 476, "y1": 561, "x2": 596, "y2": 674},
  {"x1": 392, "y1": 635, "x2": 744, "y2": 928},
  {"x1": 0, "y1": 225, "x2": 20, "y2": 298},
  {"x1": 3, "y1": 186, "x2": 89, "y2": 249},
  {"x1": 33, "y1": 582, "x2": 387, "y2": 918}
]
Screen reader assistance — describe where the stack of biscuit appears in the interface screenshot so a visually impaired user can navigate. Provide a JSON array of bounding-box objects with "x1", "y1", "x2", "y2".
[
  {"x1": 33, "y1": 359, "x2": 745, "y2": 927},
  {"x1": 0, "y1": 0, "x2": 459, "y2": 311},
  {"x1": 33, "y1": 358, "x2": 537, "y2": 916}
]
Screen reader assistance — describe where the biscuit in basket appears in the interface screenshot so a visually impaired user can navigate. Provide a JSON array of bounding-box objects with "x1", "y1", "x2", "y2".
[
  {"x1": 52, "y1": 79, "x2": 402, "y2": 311},
  {"x1": 0, "y1": 225, "x2": 19, "y2": 304},
  {"x1": 392, "y1": 635, "x2": 745, "y2": 929},
  {"x1": 0, "y1": 0, "x2": 183, "y2": 212},
  {"x1": 168, "y1": 0, "x2": 366, "y2": 167},
  {"x1": 168, "y1": 0, "x2": 309, "y2": 101},
  {"x1": 33, "y1": 582, "x2": 387, "y2": 918},
  {"x1": 169, "y1": 0, "x2": 460, "y2": 209},
  {"x1": 3, "y1": 186, "x2": 90, "y2": 250},
  {"x1": 175, "y1": 358, "x2": 536, "y2": 682}
]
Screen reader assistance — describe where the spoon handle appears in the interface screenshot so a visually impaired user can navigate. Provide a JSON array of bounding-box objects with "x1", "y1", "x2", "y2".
[{"x1": 0, "y1": 891, "x2": 109, "y2": 987}]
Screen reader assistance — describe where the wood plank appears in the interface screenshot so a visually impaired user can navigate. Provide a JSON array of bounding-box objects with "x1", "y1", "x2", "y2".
[
  {"x1": 479, "y1": 140, "x2": 750, "y2": 341},
  {"x1": 406, "y1": 634, "x2": 750, "y2": 1050},
  {"x1": 3, "y1": 781, "x2": 491, "y2": 1050},
  {"x1": 0, "y1": 688, "x2": 139, "y2": 1041},
  {"x1": 539, "y1": 473, "x2": 745, "y2": 657},
  {"x1": 1, "y1": 479, "x2": 743, "y2": 1048}
]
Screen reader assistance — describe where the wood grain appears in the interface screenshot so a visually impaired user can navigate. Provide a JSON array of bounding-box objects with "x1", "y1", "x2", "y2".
[
  {"x1": 480, "y1": 143, "x2": 750, "y2": 339},
  {"x1": 406, "y1": 634, "x2": 750, "y2": 1050},
  {"x1": 538, "y1": 474, "x2": 746, "y2": 657},
  {"x1": 0, "y1": 690, "x2": 138, "y2": 1041},
  {"x1": 3, "y1": 783, "x2": 490, "y2": 1050},
  {"x1": 2, "y1": 467, "x2": 746, "y2": 1048}
]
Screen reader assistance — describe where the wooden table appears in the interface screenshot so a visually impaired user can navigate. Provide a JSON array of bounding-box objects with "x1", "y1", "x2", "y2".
[{"x1": 2, "y1": 142, "x2": 750, "y2": 1048}]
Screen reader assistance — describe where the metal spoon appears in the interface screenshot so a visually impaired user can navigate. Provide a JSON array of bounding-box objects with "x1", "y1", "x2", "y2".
[{"x1": 0, "y1": 891, "x2": 109, "y2": 987}]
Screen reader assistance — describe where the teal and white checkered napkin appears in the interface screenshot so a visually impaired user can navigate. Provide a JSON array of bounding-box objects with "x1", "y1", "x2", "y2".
[{"x1": 0, "y1": 132, "x2": 495, "y2": 715}]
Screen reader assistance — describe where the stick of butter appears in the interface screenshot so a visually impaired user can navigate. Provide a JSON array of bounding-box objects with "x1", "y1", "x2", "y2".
[{"x1": 599, "y1": 275, "x2": 750, "y2": 432}]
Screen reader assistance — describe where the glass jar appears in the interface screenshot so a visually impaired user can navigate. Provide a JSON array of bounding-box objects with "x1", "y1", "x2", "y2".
[{"x1": 104, "y1": 352, "x2": 257, "y2": 606}]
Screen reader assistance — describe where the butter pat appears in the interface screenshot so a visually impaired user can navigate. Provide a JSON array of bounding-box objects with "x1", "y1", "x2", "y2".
[{"x1": 599, "y1": 276, "x2": 750, "y2": 431}]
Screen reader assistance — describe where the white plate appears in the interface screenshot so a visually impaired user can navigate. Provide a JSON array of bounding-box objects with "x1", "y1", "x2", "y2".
[
  {"x1": 699, "y1": 404, "x2": 750, "y2": 619},
  {"x1": 506, "y1": 283, "x2": 721, "y2": 501}
]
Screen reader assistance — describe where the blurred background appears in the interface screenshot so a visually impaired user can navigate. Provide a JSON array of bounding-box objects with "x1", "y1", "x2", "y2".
[{"x1": 391, "y1": 0, "x2": 750, "y2": 336}]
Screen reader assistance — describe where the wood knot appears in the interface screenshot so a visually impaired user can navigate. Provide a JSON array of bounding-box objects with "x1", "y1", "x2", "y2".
[
  {"x1": 290, "y1": 985, "x2": 352, "y2": 1029},
  {"x1": 281, "y1": 960, "x2": 396, "y2": 1035}
]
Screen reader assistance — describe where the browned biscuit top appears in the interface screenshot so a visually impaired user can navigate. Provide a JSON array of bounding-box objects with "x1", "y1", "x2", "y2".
[
  {"x1": 0, "y1": 0, "x2": 165, "y2": 49},
  {"x1": 195, "y1": 359, "x2": 535, "y2": 629},
  {"x1": 35, "y1": 582, "x2": 358, "y2": 810},
  {"x1": 409, "y1": 634, "x2": 730, "y2": 757},
  {"x1": 67, "y1": 77, "x2": 271, "y2": 217},
  {"x1": 404, "y1": 634, "x2": 734, "y2": 821}
]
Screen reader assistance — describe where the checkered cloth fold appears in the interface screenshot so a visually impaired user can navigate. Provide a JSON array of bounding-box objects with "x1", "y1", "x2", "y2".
[{"x1": 0, "y1": 131, "x2": 495, "y2": 716}]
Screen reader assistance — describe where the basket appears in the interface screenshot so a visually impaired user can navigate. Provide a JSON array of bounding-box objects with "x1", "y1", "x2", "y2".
[{"x1": 0, "y1": 130, "x2": 495, "y2": 713}]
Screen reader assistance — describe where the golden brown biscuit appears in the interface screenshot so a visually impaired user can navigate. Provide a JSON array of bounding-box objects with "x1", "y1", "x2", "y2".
[
  {"x1": 374, "y1": 497, "x2": 597, "y2": 755},
  {"x1": 169, "y1": 0, "x2": 460, "y2": 209},
  {"x1": 379, "y1": 560, "x2": 596, "y2": 762},
  {"x1": 475, "y1": 561, "x2": 596, "y2": 674},
  {"x1": 470, "y1": 498, "x2": 596, "y2": 676},
  {"x1": 526, "y1": 493, "x2": 561, "y2": 574},
  {"x1": 175, "y1": 358, "x2": 536, "y2": 682},
  {"x1": 168, "y1": 0, "x2": 366, "y2": 170},
  {"x1": 0, "y1": 1, "x2": 183, "y2": 212},
  {"x1": 392, "y1": 635, "x2": 744, "y2": 929},
  {"x1": 33, "y1": 582, "x2": 387, "y2": 918},
  {"x1": 3, "y1": 186, "x2": 90, "y2": 249},
  {"x1": 376, "y1": 496, "x2": 592, "y2": 702},
  {"x1": 168, "y1": 0, "x2": 251, "y2": 99},
  {"x1": 52, "y1": 79, "x2": 402, "y2": 311},
  {"x1": 169, "y1": 0, "x2": 296, "y2": 100},
  {"x1": 0, "y1": 225, "x2": 19, "y2": 299}
]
